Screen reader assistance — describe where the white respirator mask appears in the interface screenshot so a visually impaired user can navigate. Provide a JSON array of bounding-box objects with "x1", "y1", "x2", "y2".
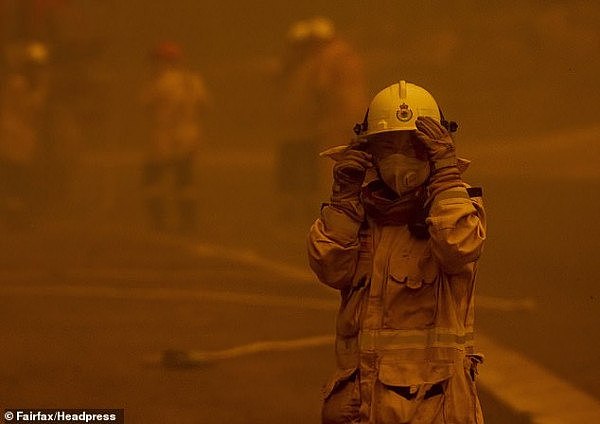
[{"x1": 377, "y1": 153, "x2": 430, "y2": 195}]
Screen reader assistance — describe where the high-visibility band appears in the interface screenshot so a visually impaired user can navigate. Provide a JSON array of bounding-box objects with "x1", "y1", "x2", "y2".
[
  {"x1": 434, "y1": 187, "x2": 470, "y2": 202},
  {"x1": 359, "y1": 328, "x2": 475, "y2": 351},
  {"x1": 432, "y1": 158, "x2": 458, "y2": 171}
]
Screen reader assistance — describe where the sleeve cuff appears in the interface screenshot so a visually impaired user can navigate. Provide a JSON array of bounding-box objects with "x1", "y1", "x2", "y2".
[{"x1": 434, "y1": 187, "x2": 470, "y2": 202}]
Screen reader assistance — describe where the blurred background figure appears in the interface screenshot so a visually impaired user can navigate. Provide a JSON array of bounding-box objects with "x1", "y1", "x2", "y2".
[
  {"x1": 0, "y1": 0, "x2": 113, "y2": 215},
  {"x1": 276, "y1": 16, "x2": 367, "y2": 226},
  {"x1": 0, "y1": 40, "x2": 49, "y2": 229},
  {"x1": 141, "y1": 41, "x2": 208, "y2": 233}
]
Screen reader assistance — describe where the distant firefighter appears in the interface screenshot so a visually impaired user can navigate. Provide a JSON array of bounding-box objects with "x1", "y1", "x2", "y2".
[
  {"x1": 141, "y1": 41, "x2": 208, "y2": 232},
  {"x1": 308, "y1": 81, "x2": 486, "y2": 423},
  {"x1": 0, "y1": 41, "x2": 49, "y2": 228},
  {"x1": 277, "y1": 16, "x2": 367, "y2": 223}
]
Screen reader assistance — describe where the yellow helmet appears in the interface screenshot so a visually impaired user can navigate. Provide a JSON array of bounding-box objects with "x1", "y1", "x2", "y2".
[
  {"x1": 286, "y1": 20, "x2": 312, "y2": 44},
  {"x1": 287, "y1": 16, "x2": 335, "y2": 45},
  {"x1": 26, "y1": 41, "x2": 49, "y2": 65},
  {"x1": 354, "y1": 81, "x2": 449, "y2": 137}
]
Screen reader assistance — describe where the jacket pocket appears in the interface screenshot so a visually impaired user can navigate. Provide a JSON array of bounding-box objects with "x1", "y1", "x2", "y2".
[
  {"x1": 375, "y1": 361, "x2": 453, "y2": 423},
  {"x1": 383, "y1": 247, "x2": 439, "y2": 329},
  {"x1": 442, "y1": 356, "x2": 484, "y2": 423},
  {"x1": 322, "y1": 368, "x2": 361, "y2": 424}
]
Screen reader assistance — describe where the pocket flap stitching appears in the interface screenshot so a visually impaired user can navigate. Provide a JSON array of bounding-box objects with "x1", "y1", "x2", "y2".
[{"x1": 379, "y1": 361, "x2": 454, "y2": 387}]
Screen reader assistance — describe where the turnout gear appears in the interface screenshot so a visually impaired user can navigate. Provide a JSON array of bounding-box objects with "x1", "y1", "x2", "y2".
[
  {"x1": 141, "y1": 45, "x2": 208, "y2": 232},
  {"x1": 309, "y1": 182, "x2": 486, "y2": 423},
  {"x1": 142, "y1": 67, "x2": 207, "y2": 160},
  {"x1": 309, "y1": 82, "x2": 486, "y2": 423},
  {"x1": 0, "y1": 42, "x2": 49, "y2": 228},
  {"x1": 279, "y1": 18, "x2": 367, "y2": 214}
]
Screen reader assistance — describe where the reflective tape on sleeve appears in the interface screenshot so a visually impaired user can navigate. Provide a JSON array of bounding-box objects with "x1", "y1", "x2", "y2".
[
  {"x1": 434, "y1": 187, "x2": 470, "y2": 202},
  {"x1": 432, "y1": 158, "x2": 458, "y2": 171}
]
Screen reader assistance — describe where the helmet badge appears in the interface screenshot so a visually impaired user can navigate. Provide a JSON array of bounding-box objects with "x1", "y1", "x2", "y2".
[{"x1": 396, "y1": 103, "x2": 413, "y2": 122}]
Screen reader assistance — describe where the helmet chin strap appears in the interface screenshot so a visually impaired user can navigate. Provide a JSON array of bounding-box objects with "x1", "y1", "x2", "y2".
[
  {"x1": 438, "y1": 107, "x2": 459, "y2": 133},
  {"x1": 353, "y1": 108, "x2": 369, "y2": 136}
]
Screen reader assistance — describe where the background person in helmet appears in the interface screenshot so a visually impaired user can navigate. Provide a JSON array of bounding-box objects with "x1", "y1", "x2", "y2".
[
  {"x1": 277, "y1": 16, "x2": 366, "y2": 224},
  {"x1": 141, "y1": 41, "x2": 208, "y2": 232},
  {"x1": 308, "y1": 81, "x2": 486, "y2": 423},
  {"x1": 0, "y1": 41, "x2": 50, "y2": 229}
]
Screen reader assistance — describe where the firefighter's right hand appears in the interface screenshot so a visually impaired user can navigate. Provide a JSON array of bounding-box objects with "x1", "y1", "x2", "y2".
[{"x1": 332, "y1": 149, "x2": 373, "y2": 200}]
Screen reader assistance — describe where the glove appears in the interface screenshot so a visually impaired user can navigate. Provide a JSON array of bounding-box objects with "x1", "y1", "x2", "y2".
[
  {"x1": 330, "y1": 148, "x2": 373, "y2": 222},
  {"x1": 414, "y1": 116, "x2": 456, "y2": 167},
  {"x1": 414, "y1": 116, "x2": 463, "y2": 204}
]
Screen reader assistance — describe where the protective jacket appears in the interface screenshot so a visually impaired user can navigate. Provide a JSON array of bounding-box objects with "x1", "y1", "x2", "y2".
[
  {"x1": 281, "y1": 37, "x2": 366, "y2": 144},
  {"x1": 142, "y1": 67, "x2": 207, "y2": 160},
  {"x1": 308, "y1": 179, "x2": 486, "y2": 423}
]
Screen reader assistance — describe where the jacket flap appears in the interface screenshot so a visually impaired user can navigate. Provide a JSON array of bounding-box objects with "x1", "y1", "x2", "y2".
[
  {"x1": 379, "y1": 361, "x2": 454, "y2": 387},
  {"x1": 321, "y1": 367, "x2": 357, "y2": 400}
]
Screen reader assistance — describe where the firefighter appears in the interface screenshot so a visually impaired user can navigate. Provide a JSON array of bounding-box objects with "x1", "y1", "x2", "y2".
[
  {"x1": 141, "y1": 41, "x2": 208, "y2": 232},
  {"x1": 0, "y1": 41, "x2": 49, "y2": 228},
  {"x1": 308, "y1": 81, "x2": 486, "y2": 423},
  {"x1": 278, "y1": 16, "x2": 367, "y2": 224}
]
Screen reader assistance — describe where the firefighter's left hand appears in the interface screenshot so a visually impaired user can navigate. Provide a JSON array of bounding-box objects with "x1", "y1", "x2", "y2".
[{"x1": 414, "y1": 116, "x2": 456, "y2": 162}]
